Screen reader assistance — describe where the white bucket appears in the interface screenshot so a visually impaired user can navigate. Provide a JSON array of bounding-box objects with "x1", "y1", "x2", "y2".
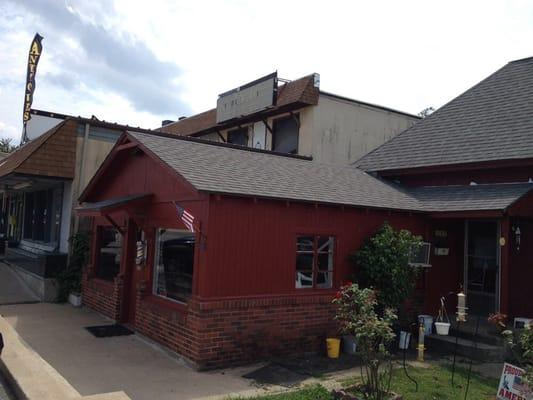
[
  {"x1": 399, "y1": 331, "x2": 411, "y2": 349},
  {"x1": 418, "y1": 314, "x2": 433, "y2": 336},
  {"x1": 68, "y1": 293, "x2": 82, "y2": 307},
  {"x1": 435, "y1": 322, "x2": 451, "y2": 335}
]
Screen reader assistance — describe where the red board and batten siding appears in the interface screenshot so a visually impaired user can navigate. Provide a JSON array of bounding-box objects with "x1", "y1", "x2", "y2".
[{"x1": 203, "y1": 195, "x2": 427, "y2": 298}]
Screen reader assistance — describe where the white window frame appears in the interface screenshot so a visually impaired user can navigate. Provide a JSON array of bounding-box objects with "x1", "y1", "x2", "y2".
[{"x1": 152, "y1": 228, "x2": 195, "y2": 305}]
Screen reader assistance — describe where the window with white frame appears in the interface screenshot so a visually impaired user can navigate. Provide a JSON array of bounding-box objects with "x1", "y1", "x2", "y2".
[
  {"x1": 295, "y1": 235, "x2": 334, "y2": 289},
  {"x1": 408, "y1": 242, "x2": 431, "y2": 267},
  {"x1": 153, "y1": 229, "x2": 195, "y2": 303}
]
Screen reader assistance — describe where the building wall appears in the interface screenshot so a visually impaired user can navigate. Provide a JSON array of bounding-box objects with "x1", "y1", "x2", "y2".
[
  {"x1": 191, "y1": 95, "x2": 418, "y2": 166},
  {"x1": 202, "y1": 196, "x2": 426, "y2": 297},
  {"x1": 24, "y1": 114, "x2": 64, "y2": 141},
  {"x1": 65, "y1": 123, "x2": 122, "y2": 252},
  {"x1": 80, "y1": 141, "x2": 430, "y2": 368},
  {"x1": 299, "y1": 94, "x2": 419, "y2": 165},
  {"x1": 508, "y1": 218, "x2": 533, "y2": 317}
]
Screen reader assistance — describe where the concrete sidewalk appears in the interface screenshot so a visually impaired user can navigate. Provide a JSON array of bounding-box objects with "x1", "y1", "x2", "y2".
[
  {"x1": 0, "y1": 303, "x2": 268, "y2": 400},
  {"x1": 0, "y1": 262, "x2": 39, "y2": 305}
]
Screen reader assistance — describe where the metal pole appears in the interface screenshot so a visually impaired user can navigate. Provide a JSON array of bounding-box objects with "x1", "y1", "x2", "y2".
[{"x1": 464, "y1": 316, "x2": 480, "y2": 400}]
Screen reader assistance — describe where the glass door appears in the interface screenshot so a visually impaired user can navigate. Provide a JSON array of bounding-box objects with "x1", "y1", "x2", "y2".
[{"x1": 465, "y1": 220, "x2": 499, "y2": 316}]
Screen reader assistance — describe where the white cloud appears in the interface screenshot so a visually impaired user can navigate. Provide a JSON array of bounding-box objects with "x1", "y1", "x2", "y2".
[{"x1": 1, "y1": 0, "x2": 533, "y2": 143}]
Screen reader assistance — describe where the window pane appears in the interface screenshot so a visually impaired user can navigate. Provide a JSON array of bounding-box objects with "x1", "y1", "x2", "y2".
[
  {"x1": 296, "y1": 253, "x2": 314, "y2": 270},
  {"x1": 317, "y1": 236, "x2": 334, "y2": 253},
  {"x1": 296, "y1": 236, "x2": 314, "y2": 251},
  {"x1": 227, "y1": 127, "x2": 249, "y2": 146},
  {"x1": 96, "y1": 226, "x2": 121, "y2": 281},
  {"x1": 153, "y1": 229, "x2": 195, "y2": 303},
  {"x1": 295, "y1": 271, "x2": 313, "y2": 288},
  {"x1": 316, "y1": 271, "x2": 332, "y2": 288},
  {"x1": 317, "y1": 252, "x2": 334, "y2": 271},
  {"x1": 273, "y1": 116, "x2": 299, "y2": 154}
]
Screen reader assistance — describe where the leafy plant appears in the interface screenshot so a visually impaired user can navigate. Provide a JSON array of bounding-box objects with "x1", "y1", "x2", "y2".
[
  {"x1": 333, "y1": 283, "x2": 397, "y2": 400},
  {"x1": 349, "y1": 223, "x2": 422, "y2": 314},
  {"x1": 56, "y1": 231, "x2": 90, "y2": 302}
]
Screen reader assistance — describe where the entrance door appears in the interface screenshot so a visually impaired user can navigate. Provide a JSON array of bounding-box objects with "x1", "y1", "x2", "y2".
[{"x1": 465, "y1": 220, "x2": 499, "y2": 316}]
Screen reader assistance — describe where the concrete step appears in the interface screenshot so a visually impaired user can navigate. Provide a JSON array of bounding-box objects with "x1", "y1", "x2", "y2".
[{"x1": 426, "y1": 333, "x2": 507, "y2": 362}]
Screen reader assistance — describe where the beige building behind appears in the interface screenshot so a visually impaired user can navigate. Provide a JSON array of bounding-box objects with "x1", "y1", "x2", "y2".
[{"x1": 159, "y1": 73, "x2": 419, "y2": 165}]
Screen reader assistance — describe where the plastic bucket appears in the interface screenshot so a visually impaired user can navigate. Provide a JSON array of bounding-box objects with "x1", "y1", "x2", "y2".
[
  {"x1": 435, "y1": 322, "x2": 451, "y2": 335},
  {"x1": 418, "y1": 314, "x2": 433, "y2": 336},
  {"x1": 326, "y1": 338, "x2": 341, "y2": 358},
  {"x1": 398, "y1": 331, "x2": 411, "y2": 350},
  {"x1": 342, "y1": 335, "x2": 357, "y2": 355}
]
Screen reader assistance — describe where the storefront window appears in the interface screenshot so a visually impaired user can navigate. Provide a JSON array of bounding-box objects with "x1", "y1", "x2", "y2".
[
  {"x1": 95, "y1": 226, "x2": 122, "y2": 281},
  {"x1": 153, "y1": 229, "x2": 195, "y2": 303},
  {"x1": 295, "y1": 235, "x2": 334, "y2": 289}
]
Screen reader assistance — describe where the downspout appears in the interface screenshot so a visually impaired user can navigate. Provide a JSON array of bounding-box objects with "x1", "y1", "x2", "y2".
[{"x1": 73, "y1": 123, "x2": 90, "y2": 237}]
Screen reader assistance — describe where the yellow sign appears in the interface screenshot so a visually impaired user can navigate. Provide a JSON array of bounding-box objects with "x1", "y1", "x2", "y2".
[{"x1": 22, "y1": 33, "x2": 44, "y2": 125}]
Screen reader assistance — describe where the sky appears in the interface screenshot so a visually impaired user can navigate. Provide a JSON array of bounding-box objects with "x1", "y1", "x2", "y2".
[{"x1": 0, "y1": 0, "x2": 532, "y2": 142}]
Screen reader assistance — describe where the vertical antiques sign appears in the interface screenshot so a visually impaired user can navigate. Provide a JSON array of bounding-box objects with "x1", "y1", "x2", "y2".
[
  {"x1": 22, "y1": 33, "x2": 44, "y2": 140},
  {"x1": 497, "y1": 363, "x2": 532, "y2": 400}
]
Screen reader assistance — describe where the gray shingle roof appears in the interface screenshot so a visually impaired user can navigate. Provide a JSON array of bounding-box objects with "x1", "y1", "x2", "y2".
[
  {"x1": 410, "y1": 183, "x2": 533, "y2": 212},
  {"x1": 356, "y1": 57, "x2": 533, "y2": 172},
  {"x1": 128, "y1": 131, "x2": 533, "y2": 213},
  {"x1": 128, "y1": 131, "x2": 420, "y2": 211}
]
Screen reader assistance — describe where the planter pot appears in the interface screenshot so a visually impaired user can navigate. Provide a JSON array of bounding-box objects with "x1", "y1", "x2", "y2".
[
  {"x1": 68, "y1": 293, "x2": 82, "y2": 307},
  {"x1": 435, "y1": 321, "x2": 450, "y2": 335},
  {"x1": 326, "y1": 338, "x2": 341, "y2": 359},
  {"x1": 398, "y1": 331, "x2": 411, "y2": 349},
  {"x1": 342, "y1": 335, "x2": 357, "y2": 355}
]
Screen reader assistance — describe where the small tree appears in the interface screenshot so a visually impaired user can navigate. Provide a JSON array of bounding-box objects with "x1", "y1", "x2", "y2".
[
  {"x1": 333, "y1": 283, "x2": 397, "y2": 400},
  {"x1": 0, "y1": 137, "x2": 17, "y2": 153},
  {"x1": 350, "y1": 223, "x2": 422, "y2": 312}
]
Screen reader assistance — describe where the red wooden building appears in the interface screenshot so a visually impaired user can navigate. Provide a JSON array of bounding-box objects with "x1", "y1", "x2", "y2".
[{"x1": 77, "y1": 56, "x2": 533, "y2": 369}]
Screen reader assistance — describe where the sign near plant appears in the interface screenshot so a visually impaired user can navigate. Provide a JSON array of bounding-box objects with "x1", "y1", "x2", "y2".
[{"x1": 497, "y1": 363, "x2": 531, "y2": 400}]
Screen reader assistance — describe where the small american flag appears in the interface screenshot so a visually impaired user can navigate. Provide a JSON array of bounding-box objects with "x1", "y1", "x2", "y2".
[{"x1": 175, "y1": 202, "x2": 195, "y2": 232}]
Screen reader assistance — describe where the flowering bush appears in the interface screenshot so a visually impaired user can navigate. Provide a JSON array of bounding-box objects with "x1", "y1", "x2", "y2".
[
  {"x1": 488, "y1": 312, "x2": 508, "y2": 331},
  {"x1": 333, "y1": 283, "x2": 397, "y2": 400}
]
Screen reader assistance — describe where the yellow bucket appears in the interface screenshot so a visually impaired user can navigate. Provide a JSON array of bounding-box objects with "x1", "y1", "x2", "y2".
[{"x1": 326, "y1": 338, "x2": 341, "y2": 358}]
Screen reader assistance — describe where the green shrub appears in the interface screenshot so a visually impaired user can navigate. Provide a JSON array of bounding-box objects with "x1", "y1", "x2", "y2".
[
  {"x1": 349, "y1": 223, "x2": 422, "y2": 311},
  {"x1": 56, "y1": 231, "x2": 90, "y2": 302}
]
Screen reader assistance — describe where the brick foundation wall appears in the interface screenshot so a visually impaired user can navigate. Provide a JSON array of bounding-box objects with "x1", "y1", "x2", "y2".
[
  {"x1": 83, "y1": 276, "x2": 337, "y2": 369},
  {"x1": 82, "y1": 272, "x2": 123, "y2": 321},
  {"x1": 134, "y1": 288, "x2": 337, "y2": 369}
]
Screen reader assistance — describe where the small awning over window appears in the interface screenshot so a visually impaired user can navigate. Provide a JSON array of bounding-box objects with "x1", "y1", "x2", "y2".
[{"x1": 75, "y1": 193, "x2": 152, "y2": 216}]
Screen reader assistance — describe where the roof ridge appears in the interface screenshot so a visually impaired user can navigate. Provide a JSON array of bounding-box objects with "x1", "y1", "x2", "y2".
[
  {"x1": 509, "y1": 55, "x2": 533, "y2": 64},
  {"x1": 319, "y1": 91, "x2": 420, "y2": 119},
  {"x1": 130, "y1": 129, "x2": 313, "y2": 161}
]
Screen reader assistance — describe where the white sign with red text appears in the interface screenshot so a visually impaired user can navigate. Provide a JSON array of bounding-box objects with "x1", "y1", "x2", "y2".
[{"x1": 497, "y1": 363, "x2": 532, "y2": 400}]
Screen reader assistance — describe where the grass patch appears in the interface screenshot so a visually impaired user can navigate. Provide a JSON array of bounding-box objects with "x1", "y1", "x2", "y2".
[
  {"x1": 387, "y1": 363, "x2": 498, "y2": 400},
  {"x1": 238, "y1": 362, "x2": 499, "y2": 399},
  {"x1": 231, "y1": 384, "x2": 333, "y2": 399}
]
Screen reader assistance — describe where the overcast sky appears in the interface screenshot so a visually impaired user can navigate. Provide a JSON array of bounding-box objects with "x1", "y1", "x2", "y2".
[{"x1": 0, "y1": 0, "x2": 532, "y2": 142}]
